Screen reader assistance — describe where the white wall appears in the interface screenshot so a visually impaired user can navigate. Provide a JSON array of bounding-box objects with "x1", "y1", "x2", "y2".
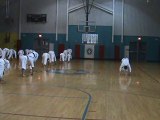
[
  {"x1": 69, "y1": 0, "x2": 113, "y2": 26},
  {"x1": 69, "y1": 0, "x2": 160, "y2": 36},
  {"x1": 0, "y1": 0, "x2": 19, "y2": 32},
  {"x1": 0, "y1": 0, "x2": 160, "y2": 36},
  {"x1": 123, "y1": 0, "x2": 160, "y2": 36},
  {"x1": 21, "y1": 0, "x2": 57, "y2": 33}
]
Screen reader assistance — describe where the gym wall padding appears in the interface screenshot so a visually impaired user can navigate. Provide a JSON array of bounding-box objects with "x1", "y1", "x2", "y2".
[
  {"x1": 75, "y1": 44, "x2": 81, "y2": 59},
  {"x1": 99, "y1": 45, "x2": 105, "y2": 59},
  {"x1": 58, "y1": 44, "x2": 65, "y2": 55},
  {"x1": 114, "y1": 45, "x2": 120, "y2": 60}
]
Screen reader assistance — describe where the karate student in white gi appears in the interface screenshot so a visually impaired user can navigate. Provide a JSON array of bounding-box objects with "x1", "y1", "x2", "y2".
[
  {"x1": 32, "y1": 50, "x2": 39, "y2": 62},
  {"x1": 2, "y1": 48, "x2": 9, "y2": 59},
  {"x1": 67, "y1": 53, "x2": 72, "y2": 62},
  {"x1": 60, "y1": 53, "x2": 65, "y2": 62},
  {"x1": 67, "y1": 49, "x2": 72, "y2": 61},
  {"x1": 48, "y1": 51, "x2": 56, "y2": 64},
  {"x1": 18, "y1": 50, "x2": 27, "y2": 77},
  {"x1": 67, "y1": 49, "x2": 72, "y2": 55},
  {"x1": 0, "y1": 52, "x2": 10, "y2": 83},
  {"x1": 63, "y1": 50, "x2": 68, "y2": 61},
  {"x1": 18, "y1": 50, "x2": 24, "y2": 67},
  {"x1": 119, "y1": 57, "x2": 131, "y2": 74},
  {"x1": 42, "y1": 53, "x2": 50, "y2": 67},
  {"x1": 7, "y1": 49, "x2": 17, "y2": 60},
  {"x1": 27, "y1": 50, "x2": 36, "y2": 75}
]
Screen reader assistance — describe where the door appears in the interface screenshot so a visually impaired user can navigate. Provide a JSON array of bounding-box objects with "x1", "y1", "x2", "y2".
[
  {"x1": 99, "y1": 45, "x2": 105, "y2": 59},
  {"x1": 114, "y1": 45, "x2": 120, "y2": 60},
  {"x1": 75, "y1": 44, "x2": 81, "y2": 59}
]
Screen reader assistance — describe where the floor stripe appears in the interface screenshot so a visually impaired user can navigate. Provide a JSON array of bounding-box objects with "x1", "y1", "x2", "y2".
[
  {"x1": 76, "y1": 89, "x2": 92, "y2": 120},
  {"x1": 0, "y1": 112, "x2": 81, "y2": 119},
  {"x1": 108, "y1": 90, "x2": 160, "y2": 99},
  {"x1": 0, "y1": 92, "x2": 86, "y2": 99},
  {"x1": 137, "y1": 65, "x2": 160, "y2": 84},
  {"x1": 0, "y1": 82, "x2": 92, "y2": 120}
]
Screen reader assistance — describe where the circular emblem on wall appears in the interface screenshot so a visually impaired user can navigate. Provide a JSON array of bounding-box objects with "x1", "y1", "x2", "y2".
[{"x1": 87, "y1": 48, "x2": 92, "y2": 55}]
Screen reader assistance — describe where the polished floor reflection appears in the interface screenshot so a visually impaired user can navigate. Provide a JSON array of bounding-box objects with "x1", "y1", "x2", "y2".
[{"x1": 0, "y1": 60, "x2": 159, "y2": 120}]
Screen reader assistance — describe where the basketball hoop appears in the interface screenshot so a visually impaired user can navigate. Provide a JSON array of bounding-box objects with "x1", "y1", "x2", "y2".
[
  {"x1": 78, "y1": 21, "x2": 96, "y2": 33},
  {"x1": 80, "y1": 0, "x2": 95, "y2": 32}
]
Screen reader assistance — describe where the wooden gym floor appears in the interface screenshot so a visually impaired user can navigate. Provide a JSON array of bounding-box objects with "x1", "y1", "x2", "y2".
[{"x1": 0, "y1": 59, "x2": 159, "y2": 120}]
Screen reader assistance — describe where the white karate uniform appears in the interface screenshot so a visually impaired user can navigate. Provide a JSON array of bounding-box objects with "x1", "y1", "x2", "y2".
[
  {"x1": 27, "y1": 50, "x2": 39, "y2": 70},
  {"x1": 19, "y1": 54, "x2": 28, "y2": 70},
  {"x1": 67, "y1": 49, "x2": 72, "y2": 61},
  {"x1": 0, "y1": 58, "x2": 10, "y2": 79},
  {"x1": 18, "y1": 50, "x2": 24, "y2": 67},
  {"x1": 67, "y1": 54, "x2": 72, "y2": 62},
  {"x1": 7, "y1": 49, "x2": 17, "y2": 59},
  {"x1": 27, "y1": 52, "x2": 35, "y2": 69},
  {"x1": 2, "y1": 48, "x2": 9, "y2": 59},
  {"x1": 48, "y1": 51, "x2": 56, "y2": 63},
  {"x1": 119, "y1": 58, "x2": 131, "y2": 72},
  {"x1": 32, "y1": 51, "x2": 39, "y2": 62},
  {"x1": 42, "y1": 53, "x2": 50, "y2": 65},
  {"x1": 60, "y1": 53, "x2": 65, "y2": 61},
  {"x1": 63, "y1": 50, "x2": 68, "y2": 61},
  {"x1": 67, "y1": 49, "x2": 72, "y2": 55}
]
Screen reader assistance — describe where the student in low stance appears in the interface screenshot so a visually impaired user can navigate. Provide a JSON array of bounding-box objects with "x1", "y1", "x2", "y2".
[
  {"x1": 42, "y1": 53, "x2": 50, "y2": 69},
  {"x1": 119, "y1": 57, "x2": 131, "y2": 74},
  {"x1": 48, "y1": 51, "x2": 56, "y2": 64},
  {"x1": 60, "y1": 53, "x2": 65, "y2": 62},
  {"x1": 18, "y1": 50, "x2": 27, "y2": 77}
]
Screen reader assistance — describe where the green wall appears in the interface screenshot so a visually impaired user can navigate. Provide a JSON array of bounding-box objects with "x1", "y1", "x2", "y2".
[{"x1": 21, "y1": 26, "x2": 160, "y2": 62}]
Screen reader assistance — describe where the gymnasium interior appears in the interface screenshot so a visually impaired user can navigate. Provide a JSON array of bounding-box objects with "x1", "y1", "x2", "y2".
[{"x1": 0, "y1": 0, "x2": 160, "y2": 120}]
